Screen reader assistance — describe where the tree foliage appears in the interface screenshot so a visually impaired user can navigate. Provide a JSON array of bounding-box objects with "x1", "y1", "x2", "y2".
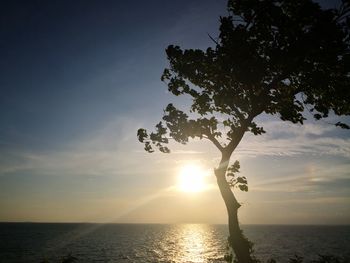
[
  {"x1": 227, "y1": 160, "x2": 248, "y2": 192},
  {"x1": 138, "y1": 0, "x2": 350, "y2": 187}
]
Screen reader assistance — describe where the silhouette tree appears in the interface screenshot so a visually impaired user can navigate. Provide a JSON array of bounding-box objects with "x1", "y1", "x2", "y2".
[{"x1": 138, "y1": 0, "x2": 350, "y2": 262}]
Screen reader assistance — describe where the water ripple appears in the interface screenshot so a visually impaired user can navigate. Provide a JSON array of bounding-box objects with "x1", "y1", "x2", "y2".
[{"x1": 0, "y1": 223, "x2": 349, "y2": 263}]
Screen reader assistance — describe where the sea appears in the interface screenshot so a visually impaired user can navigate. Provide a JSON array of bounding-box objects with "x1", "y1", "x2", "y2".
[{"x1": 0, "y1": 223, "x2": 349, "y2": 263}]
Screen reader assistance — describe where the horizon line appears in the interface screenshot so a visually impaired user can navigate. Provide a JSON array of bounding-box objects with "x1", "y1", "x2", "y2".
[{"x1": 1, "y1": 221, "x2": 349, "y2": 226}]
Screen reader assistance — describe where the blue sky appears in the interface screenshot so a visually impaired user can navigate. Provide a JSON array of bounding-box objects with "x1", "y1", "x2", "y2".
[{"x1": 0, "y1": 0, "x2": 349, "y2": 224}]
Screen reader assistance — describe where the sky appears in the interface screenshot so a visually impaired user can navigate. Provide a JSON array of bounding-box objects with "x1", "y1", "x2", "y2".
[{"x1": 0, "y1": 0, "x2": 349, "y2": 224}]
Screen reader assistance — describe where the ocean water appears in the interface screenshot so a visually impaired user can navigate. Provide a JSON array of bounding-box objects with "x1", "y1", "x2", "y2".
[{"x1": 0, "y1": 223, "x2": 349, "y2": 263}]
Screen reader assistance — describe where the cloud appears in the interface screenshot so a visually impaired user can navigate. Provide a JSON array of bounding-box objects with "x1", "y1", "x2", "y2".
[
  {"x1": 235, "y1": 121, "x2": 350, "y2": 158},
  {"x1": 0, "y1": 116, "x2": 150, "y2": 177}
]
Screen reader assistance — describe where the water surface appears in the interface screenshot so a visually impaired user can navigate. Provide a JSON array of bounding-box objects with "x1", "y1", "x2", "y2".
[{"x1": 0, "y1": 223, "x2": 349, "y2": 262}]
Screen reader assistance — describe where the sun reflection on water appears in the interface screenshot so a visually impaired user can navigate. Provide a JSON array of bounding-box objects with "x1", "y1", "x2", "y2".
[
  {"x1": 152, "y1": 224, "x2": 226, "y2": 263},
  {"x1": 177, "y1": 224, "x2": 206, "y2": 262}
]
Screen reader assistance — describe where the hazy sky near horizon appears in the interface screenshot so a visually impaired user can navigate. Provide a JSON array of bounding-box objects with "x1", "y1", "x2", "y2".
[{"x1": 0, "y1": 0, "x2": 349, "y2": 224}]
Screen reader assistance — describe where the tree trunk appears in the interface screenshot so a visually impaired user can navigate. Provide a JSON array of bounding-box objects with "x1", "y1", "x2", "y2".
[{"x1": 215, "y1": 154, "x2": 254, "y2": 263}]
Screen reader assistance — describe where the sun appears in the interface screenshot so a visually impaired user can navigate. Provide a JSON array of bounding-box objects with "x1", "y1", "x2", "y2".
[{"x1": 177, "y1": 164, "x2": 208, "y2": 193}]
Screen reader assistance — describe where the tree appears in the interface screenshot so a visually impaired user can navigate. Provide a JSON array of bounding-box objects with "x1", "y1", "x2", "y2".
[{"x1": 137, "y1": 0, "x2": 350, "y2": 262}]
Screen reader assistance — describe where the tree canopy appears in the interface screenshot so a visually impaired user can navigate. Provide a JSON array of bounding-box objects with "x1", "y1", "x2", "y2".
[{"x1": 138, "y1": 0, "x2": 350, "y2": 156}]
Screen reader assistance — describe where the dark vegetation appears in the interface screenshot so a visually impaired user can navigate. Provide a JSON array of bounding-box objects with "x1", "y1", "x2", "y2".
[
  {"x1": 271, "y1": 255, "x2": 349, "y2": 263},
  {"x1": 138, "y1": 0, "x2": 350, "y2": 262},
  {"x1": 39, "y1": 253, "x2": 348, "y2": 263},
  {"x1": 265, "y1": 255, "x2": 349, "y2": 263}
]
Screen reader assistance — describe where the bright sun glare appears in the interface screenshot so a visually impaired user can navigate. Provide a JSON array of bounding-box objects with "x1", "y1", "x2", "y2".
[{"x1": 178, "y1": 164, "x2": 207, "y2": 193}]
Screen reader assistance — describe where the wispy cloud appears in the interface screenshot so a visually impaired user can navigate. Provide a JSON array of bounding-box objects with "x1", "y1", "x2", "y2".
[
  {"x1": 235, "y1": 121, "x2": 350, "y2": 158},
  {"x1": 0, "y1": 116, "x2": 150, "y2": 177}
]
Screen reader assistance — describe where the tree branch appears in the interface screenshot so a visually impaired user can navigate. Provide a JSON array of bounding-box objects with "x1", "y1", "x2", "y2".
[
  {"x1": 225, "y1": 109, "x2": 261, "y2": 155},
  {"x1": 335, "y1": 1, "x2": 350, "y2": 22},
  {"x1": 206, "y1": 133, "x2": 224, "y2": 152},
  {"x1": 231, "y1": 106, "x2": 246, "y2": 123},
  {"x1": 207, "y1": 33, "x2": 219, "y2": 45}
]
